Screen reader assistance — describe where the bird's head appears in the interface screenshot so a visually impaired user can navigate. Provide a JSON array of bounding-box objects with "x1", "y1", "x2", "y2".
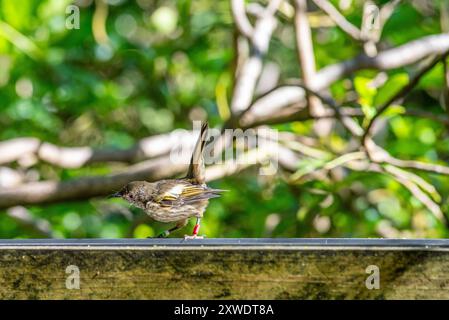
[{"x1": 108, "y1": 181, "x2": 152, "y2": 208}]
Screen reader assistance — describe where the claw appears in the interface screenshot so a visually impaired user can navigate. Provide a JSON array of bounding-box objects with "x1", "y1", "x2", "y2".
[
  {"x1": 182, "y1": 219, "x2": 205, "y2": 240},
  {"x1": 155, "y1": 230, "x2": 170, "y2": 238},
  {"x1": 183, "y1": 234, "x2": 204, "y2": 240}
]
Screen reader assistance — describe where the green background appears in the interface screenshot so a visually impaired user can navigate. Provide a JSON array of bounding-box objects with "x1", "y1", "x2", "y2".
[{"x1": 0, "y1": 0, "x2": 448, "y2": 239}]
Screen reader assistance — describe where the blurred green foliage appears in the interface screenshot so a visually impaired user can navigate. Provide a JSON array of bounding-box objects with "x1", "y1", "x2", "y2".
[{"x1": 0, "y1": 0, "x2": 448, "y2": 239}]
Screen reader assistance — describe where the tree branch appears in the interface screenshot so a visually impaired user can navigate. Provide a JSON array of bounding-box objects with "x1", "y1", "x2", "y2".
[
  {"x1": 314, "y1": 33, "x2": 449, "y2": 91},
  {"x1": 0, "y1": 155, "x2": 187, "y2": 209},
  {"x1": 338, "y1": 159, "x2": 446, "y2": 224},
  {"x1": 230, "y1": 0, "x2": 281, "y2": 115},
  {"x1": 293, "y1": 0, "x2": 327, "y2": 134},
  {"x1": 240, "y1": 100, "x2": 449, "y2": 130},
  {"x1": 364, "y1": 139, "x2": 449, "y2": 176},
  {"x1": 443, "y1": 57, "x2": 449, "y2": 120},
  {"x1": 248, "y1": 33, "x2": 449, "y2": 117},
  {"x1": 362, "y1": 51, "x2": 449, "y2": 145},
  {"x1": 0, "y1": 131, "x2": 195, "y2": 168},
  {"x1": 382, "y1": 165, "x2": 445, "y2": 224},
  {"x1": 6, "y1": 206, "x2": 54, "y2": 237},
  {"x1": 385, "y1": 157, "x2": 449, "y2": 176},
  {"x1": 231, "y1": 0, "x2": 254, "y2": 38},
  {"x1": 0, "y1": 146, "x2": 276, "y2": 209},
  {"x1": 312, "y1": 0, "x2": 362, "y2": 41}
]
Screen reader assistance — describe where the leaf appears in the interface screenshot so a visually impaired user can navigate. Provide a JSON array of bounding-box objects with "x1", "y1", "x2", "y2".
[
  {"x1": 1, "y1": 0, "x2": 32, "y2": 30},
  {"x1": 354, "y1": 76, "x2": 377, "y2": 105},
  {"x1": 290, "y1": 158, "x2": 327, "y2": 182},
  {"x1": 361, "y1": 103, "x2": 376, "y2": 120},
  {"x1": 134, "y1": 224, "x2": 154, "y2": 238},
  {"x1": 382, "y1": 104, "x2": 405, "y2": 117},
  {"x1": 354, "y1": 76, "x2": 377, "y2": 120},
  {"x1": 374, "y1": 73, "x2": 409, "y2": 106}
]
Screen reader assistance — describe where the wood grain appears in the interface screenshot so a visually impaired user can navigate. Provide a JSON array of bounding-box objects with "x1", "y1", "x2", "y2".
[{"x1": 0, "y1": 239, "x2": 448, "y2": 299}]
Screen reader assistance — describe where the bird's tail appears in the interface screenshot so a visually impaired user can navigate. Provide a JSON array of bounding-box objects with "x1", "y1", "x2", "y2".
[
  {"x1": 182, "y1": 188, "x2": 228, "y2": 204},
  {"x1": 186, "y1": 122, "x2": 208, "y2": 184}
]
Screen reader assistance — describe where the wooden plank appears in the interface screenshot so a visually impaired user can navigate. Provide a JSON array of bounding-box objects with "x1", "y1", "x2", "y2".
[{"x1": 0, "y1": 239, "x2": 448, "y2": 299}]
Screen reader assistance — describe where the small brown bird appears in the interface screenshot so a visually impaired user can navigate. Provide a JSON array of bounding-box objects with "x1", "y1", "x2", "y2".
[{"x1": 109, "y1": 123, "x2": 224, "y2": 238}]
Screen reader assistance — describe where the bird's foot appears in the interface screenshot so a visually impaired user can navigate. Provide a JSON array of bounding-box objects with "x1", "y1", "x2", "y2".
[
  {"x1": 183, "y1": 222, "x2": 204, "y2": 240},
  {"x1": 152, "y1": 230, "x2": 170, "y2": 238},
  {"x1": 183, "y1": 234, "x2": 205, "y2": 240}
]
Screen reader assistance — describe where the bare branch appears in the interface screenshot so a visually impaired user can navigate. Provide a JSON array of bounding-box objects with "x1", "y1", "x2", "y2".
[
  {"x1": 0, "y1": 138, "x2": 40, "y2": 165},
  {"x1": 379, "y1": 0, "x2": 400, "y2": 28},
  {"x1": 0, "y1": 155, "x2": 188, "y2": 209},
  {"x1": 240, "y1": 99, "x2": 449, "y2": 130},
  {"x1": 360, "y1": 0, "x2": 400, "y2": 56},
  {"x1": 231, "y1": 0, "x2": 254, "y2": 38},
  {"x1": 0, "y1": 146, "x2": 277, "y2": 209},
  {"x1": 0, "y1": 131, "x2": 195, "y2": 168},
  {"x1": 312, "y1": 0, "x2": 362, "y2": 41},
  {"x1": 0, "y1": 167, "x2": 25, "y2": 188},
  {"x1": 361, "y1": 1, "x2": 380, "y2": 56},
  {"x1": 313, "y1": 33, "x2": 449, "y2": 91},
  {"x1": 383, "y1": 166, "x2": 445, "y2": 223},
  {"x1": 281, "y1": 138, "x2": 331, "y2": 160},
  {"x1": 386, "y1": 157, "x2": 449, "y2": 176},
  {"x1": 2, "y1": 106, "x2": 445, "y2": 176},
  {"x1": 362, "y1": 51, "x2": 449, "y2": 145},
  {"x1": 289, "y1": 151, "x2": 366, "y2": 183},
  {"x1": 365, "y1": 139, "x2": 449, "y2": 176},
  {"x1": 6, "y1": 206, "x2": 54, "y2": 238},
  {"x1": 281, "y1": 80, "x2": 364, "y2": 136},
  {"x1": 439, "y1": 2, "x2": 449, "y2": 123},
  {"x1": 248, "y1": 33, "x2": 449, "y2": 116},
  {"x1": 230, "y1": 0, "x2": 281, "y2": 114},
  {"x1": 348, "y1": 161, "x2": 446, "y2": 224},
  {"x1": 383, "y1": 164, "x2": 441, "y2": 202},
  {"x1": 205, "y1": 146, "x2": 273, "y2": 181},
  {"x1": 239, "y1": 85, "x2": 306, "y2": 126},
  {"x1": 443, "y1": 57, "x2": 449, "y2": 120},
  {"x1": 293, "y1": 0, "x2": 326, "y2": 121}
]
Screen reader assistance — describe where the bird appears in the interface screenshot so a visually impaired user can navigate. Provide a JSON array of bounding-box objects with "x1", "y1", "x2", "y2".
[{"x1": 109, "y1": 122, "x2": 224, "y2": 239}]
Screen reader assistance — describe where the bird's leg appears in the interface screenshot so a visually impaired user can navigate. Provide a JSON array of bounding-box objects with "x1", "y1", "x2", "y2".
[
  {"x1": 156, "y1": 219, "x2": 188, "y2": 238},
  {"x1": 184, "y1": 217, "x2": 204, "y2": 240}
]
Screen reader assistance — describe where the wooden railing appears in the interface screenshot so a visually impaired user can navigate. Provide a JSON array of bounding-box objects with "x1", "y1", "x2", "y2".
[{"x1": 0, "y1": 238, "x2": 448, "y2": 299}]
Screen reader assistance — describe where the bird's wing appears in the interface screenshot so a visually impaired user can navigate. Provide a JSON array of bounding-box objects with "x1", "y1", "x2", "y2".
[{"x1": 155, "y1": 181, "x2": 221, "y2": 207}]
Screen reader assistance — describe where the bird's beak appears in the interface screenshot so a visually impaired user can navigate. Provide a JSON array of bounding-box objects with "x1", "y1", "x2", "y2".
[{"x1": 108, "y1": 192, "x2": 122, "y2": 199}]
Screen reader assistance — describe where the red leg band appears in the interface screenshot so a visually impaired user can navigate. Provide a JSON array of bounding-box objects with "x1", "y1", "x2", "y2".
[{"x1": 192, "y1": 224, "x2": 200, "y2": 235}]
